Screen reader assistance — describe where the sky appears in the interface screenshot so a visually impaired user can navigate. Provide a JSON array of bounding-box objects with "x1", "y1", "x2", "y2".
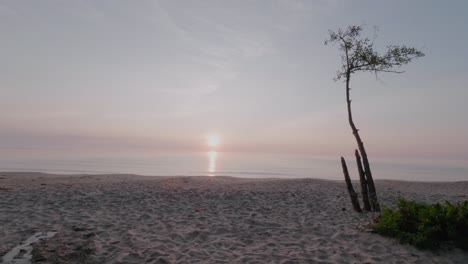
[{"x1": 1, "y1": 0, "x2": 467, "y2": 163}]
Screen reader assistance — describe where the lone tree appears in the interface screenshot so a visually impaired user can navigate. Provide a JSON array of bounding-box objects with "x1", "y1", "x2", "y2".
[{"x1": 325, "y1": 25, "x2": 424, "y2": 212}]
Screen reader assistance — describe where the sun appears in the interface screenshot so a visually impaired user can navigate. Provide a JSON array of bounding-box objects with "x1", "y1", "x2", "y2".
[{"x1": 207, "y1": 134, "x2": 220, "y2": 148}]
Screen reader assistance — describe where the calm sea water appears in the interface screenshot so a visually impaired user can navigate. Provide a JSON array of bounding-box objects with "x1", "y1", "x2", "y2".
[{"x1": 0, "y1": 149, "x2": 466, "y2": 181}]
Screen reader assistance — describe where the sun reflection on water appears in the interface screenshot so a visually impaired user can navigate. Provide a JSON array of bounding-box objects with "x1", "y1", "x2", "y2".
[{"x1": 208, "y1": 151, "x2": 217, "y2": 176}]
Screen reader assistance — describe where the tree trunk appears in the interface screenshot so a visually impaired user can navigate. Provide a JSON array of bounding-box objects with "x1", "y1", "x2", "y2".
[
  {"x1": 355, "y1": 149, "x2": 371, "y2": 211},
  {"x1": 345, "y1": 72, "x2": 381, "y2": 212},
  {"x1": 341, "y1": 157, "x2": 362, "y2": 213}
]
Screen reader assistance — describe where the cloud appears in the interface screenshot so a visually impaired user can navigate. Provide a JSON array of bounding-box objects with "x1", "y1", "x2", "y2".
[{"x1": 145, "y1": 1, "x2": 276, "y2": 96}]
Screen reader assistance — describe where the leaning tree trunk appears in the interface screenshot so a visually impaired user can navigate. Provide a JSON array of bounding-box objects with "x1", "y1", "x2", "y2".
[
  {"x1": 341, "y1": 157, "x2": 362, "y2": 213},
  {"x1": 345, "y1": 72, "x2": 380, "y2": 212},
  {"x1": 355, "y1": 149, "x2": 371, "y2": 211}
]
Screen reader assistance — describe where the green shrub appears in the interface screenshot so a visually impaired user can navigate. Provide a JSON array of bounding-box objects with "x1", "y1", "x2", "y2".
[{"x1": 372, "y1": 198, "x2": 468, "y2": 250}]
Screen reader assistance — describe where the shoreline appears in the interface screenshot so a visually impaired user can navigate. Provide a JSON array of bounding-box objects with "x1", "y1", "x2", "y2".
[
  {"x1": 1, "y1": 172, "x2": 467, "y2": 263},
  {"x1": 2, "y1": 171, "x2": 467, "y2": 183}
]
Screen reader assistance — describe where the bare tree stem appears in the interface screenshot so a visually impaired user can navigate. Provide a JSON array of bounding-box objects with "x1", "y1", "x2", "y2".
[
  {"x1": 346, "y1": 71, "x2": 380, "y2": 212},
  {"x1": 355, "y1": 149, "x2": 371, "y2": 211},
  {"x1": 341, "y1": 157, "x2": 362, "y2": 213}
]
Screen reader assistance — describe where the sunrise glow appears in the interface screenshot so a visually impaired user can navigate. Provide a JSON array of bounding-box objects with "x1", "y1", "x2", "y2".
[
  {"x1": 207, "y1": 134, "x2": 221, "y2": 148},
  {"x1": 208, "y1": 150, "x2": 217, "y2": 176}
]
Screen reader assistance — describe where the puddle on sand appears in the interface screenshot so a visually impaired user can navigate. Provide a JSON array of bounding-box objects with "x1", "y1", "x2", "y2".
[{"x1": 2, "y1": 232, "x2": 56, "y2": 264}]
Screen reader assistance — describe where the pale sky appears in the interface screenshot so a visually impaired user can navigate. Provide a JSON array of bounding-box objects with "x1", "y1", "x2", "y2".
[{"x1": 1, "y1": 0, "x2": 467, "y2": 162}]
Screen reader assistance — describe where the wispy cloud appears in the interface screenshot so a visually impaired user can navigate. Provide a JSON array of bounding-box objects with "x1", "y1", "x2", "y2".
[{"x1": 146, "y1": 1, "x2": 276, "y2": 96}]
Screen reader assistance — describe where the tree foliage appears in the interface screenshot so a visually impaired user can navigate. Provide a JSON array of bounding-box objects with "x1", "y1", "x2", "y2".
[{"x1": 325, "y1": 25, "x2": 425, "y2": 80}]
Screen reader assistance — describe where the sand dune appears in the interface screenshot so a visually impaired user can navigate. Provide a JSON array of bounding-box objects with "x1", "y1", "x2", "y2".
[{"x1": 1, "y1": 172, "x2": 467, "y2": 263}]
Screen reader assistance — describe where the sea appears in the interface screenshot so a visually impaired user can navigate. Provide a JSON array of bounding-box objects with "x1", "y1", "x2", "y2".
[{"x1": 0, "y1": 149, "x2": 467, "y2": 182}]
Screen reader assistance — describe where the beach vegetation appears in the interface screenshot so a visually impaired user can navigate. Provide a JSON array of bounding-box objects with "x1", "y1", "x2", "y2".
[{"x1": 373, "y1": 198, "x2": 468, "y2": 250}]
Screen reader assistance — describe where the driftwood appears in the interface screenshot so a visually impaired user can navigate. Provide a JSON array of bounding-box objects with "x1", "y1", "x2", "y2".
[
  {"x1": 341, "y1": 157, "x2": 362, "y2": 213},
  {"x1": 355, "y1": 149, "x2": 371, "y2": 211},
  {"x1": 366, "y1": 166, "x2": 381, "y2": 212}
]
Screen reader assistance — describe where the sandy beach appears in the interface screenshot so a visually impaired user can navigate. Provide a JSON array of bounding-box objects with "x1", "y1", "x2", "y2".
[{"x1": 1, "y1": 172, "x2": 467, "y2": 263}]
